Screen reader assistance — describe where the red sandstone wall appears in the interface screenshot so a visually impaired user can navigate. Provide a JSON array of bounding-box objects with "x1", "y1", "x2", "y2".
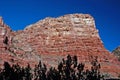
[{"x1": 0, "y1": 14, "x2": 119, "y2": 77}]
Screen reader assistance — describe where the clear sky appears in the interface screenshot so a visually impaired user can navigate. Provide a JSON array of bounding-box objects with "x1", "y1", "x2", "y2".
[{"x1": 0, "y1": 0, "x2": 120, "y2": 52}]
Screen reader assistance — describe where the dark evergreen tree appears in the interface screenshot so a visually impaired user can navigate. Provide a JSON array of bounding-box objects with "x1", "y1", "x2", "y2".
[
  {"x1": 24, "y1": 64, "x2": 32, "y2": 80},
  {"x1": 0, "y1": 54, "x2": 104, "y2": 80},
  {"x1": 72, "y1": 55, "x2": 78, "y2": 68},
  {"x1": 3, "y1": 62, "x2": 12, "y2": 80},
  {"x1": 0, "y1": 68, "x2": 3, "y2": 80}
]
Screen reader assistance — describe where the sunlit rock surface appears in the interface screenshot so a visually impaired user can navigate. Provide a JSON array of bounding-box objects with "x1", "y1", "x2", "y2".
[{"x1": 0, "y1": 14, "x2": 119, "y2": 77}]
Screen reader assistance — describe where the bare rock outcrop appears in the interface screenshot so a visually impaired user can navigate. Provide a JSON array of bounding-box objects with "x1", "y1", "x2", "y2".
[
  {"x1": 0, "y1": 14, "x2": 119, "y2": 77},
  {"x1": 112, "y1": 46, "x2": 120, "y2": 61}
]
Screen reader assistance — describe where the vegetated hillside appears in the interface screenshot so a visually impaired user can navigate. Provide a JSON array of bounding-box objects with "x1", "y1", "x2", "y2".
[
  {"x1": 112, "y1": 46, "x2": 120, "y2": 61},
  {"x1": 0, "y1": 14, "x2": 119, "y2": 78}
]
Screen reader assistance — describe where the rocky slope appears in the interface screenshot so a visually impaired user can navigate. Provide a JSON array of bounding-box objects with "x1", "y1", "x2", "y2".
[
  {"x1": 112, "y1": 46, "x2": 120, "y2": 61},
  {"x1": 0, "y1": 14, "x2": 120, "y2": 77}
]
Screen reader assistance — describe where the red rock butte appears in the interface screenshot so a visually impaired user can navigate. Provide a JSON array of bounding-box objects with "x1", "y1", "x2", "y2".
[{"x1": 0, "y1": 14, "x2": 119, "y2": 77}]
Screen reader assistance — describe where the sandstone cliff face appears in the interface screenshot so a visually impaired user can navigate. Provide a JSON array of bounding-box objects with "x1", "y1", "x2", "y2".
[{"x1": 0, "y1": 14, "x2": 120, "y2": 77}]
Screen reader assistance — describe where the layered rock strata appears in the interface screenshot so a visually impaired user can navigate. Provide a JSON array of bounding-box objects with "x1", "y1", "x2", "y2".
[{"x1": 0, "y1": 14, "x2": 119, "y2": 77}]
